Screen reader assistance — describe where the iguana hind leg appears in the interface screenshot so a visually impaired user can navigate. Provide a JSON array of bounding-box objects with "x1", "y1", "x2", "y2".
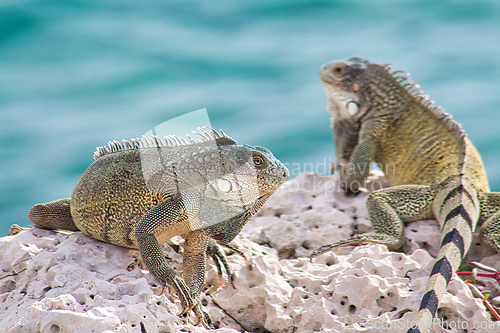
[
  {"x1": 478, "y1": 192, "x2": 500, "y2": 252},
  {"x1": 312, "y1": 185, "x2": 434, "y2": 257},
  {"x1": 28, "y1": 198, "x2": 80, "y2": 231}
]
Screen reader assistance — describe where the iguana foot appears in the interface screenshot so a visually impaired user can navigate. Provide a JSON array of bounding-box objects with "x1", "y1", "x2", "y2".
[
  {"x1": 192, "y1": 304, "x2": 211, "y2": 328},
  {"x1": 207, "y1": 241, "x2": 236, "y2": 289},
  {"x1": 167, "y1": 275, "x2": 198, "y2": 316},
  {"x1": 9, "y1": 224, "x2": 25, "y2": 235}
]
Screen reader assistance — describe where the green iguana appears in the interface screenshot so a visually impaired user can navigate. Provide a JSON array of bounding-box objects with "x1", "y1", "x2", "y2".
[
  {"x1": 28, "y1": 127, "x2": 289, "y2": 328},
  {"x1": 312, "y1": 56, "x2": 500, "y2": 333}
]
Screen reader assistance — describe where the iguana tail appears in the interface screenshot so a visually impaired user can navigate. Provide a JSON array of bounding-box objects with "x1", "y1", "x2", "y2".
[
  {"x1": 407, "y1": 178, "x2": 478, "y2": 333},
  {"x1": 28, "y1": 198, "x2": 80, "y2": 231}
]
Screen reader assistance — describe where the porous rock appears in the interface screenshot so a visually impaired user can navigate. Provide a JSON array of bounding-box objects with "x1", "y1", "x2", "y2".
[{"x1": 2, "y1": 172, "x2": 499, "y2": 332}]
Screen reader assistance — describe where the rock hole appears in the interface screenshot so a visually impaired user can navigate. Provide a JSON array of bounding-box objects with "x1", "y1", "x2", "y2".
[
  {"x1": 140, "y1": 322, "x2": 147, "y2": 333},
  {"x1": 213, "y1": 321, "x2": 221, "y2": 329},
  {"x1": 301, "y1": 241, "x2": 311, "y2": 250},
  {"x1": 127, "y1": 261, "x2": 137, "y2": 271},
  {"x1": 278, "y1": 246, "x2": 297, "y2": 259},
  {"x1": 330, "y1": 310, "x2": 336, "y2": 315},
  {"x1": 49, "y1": 324, "x2": 60, "y2": 333},
  {"x1": 43, "y1": 286, "x2": 52, "y2": 293},
  {"x1": 421, "y1": 241, "x2": 433, "y2": 252},
  {"x1": 396, "y1": 308, "x2": 412, "y2": 319},
  {"x1": 306, "y1": 205, "x2": 313, "y2": 210},
  {"x1": 312, "y1": 321, "x2": 322, "y2": 331},
  {"x1": 201, "y1": 298, "x2": 208, "y2": 306},
  {"x1": 90, "y1": 294, "x2": 95, "y2": 300},
  {"x1": 348, "y1": 305, "x2": 356, "y2": 314},
  {"x1": 410, "y1": 229, "x2": 417, "y2": 233},
  {"x1": 1, "y1": 280, "x2": 16, "y2": 293}
]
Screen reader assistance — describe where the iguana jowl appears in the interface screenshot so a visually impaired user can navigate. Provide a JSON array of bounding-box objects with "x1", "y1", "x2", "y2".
[
  {"x1": 28, "y1": 127, "x2": 289, "y2": 327},
  {"x1": 313, "y1": 57, "x2": 500, "y2": 333}
]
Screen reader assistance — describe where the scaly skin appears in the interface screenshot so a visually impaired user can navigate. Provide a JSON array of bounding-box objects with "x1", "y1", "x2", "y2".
[
  {"x1": 312, "y1": 57, "x2": 500, "y2": 333},
  {"x1": 28, "y1": 128, "x2": 288, "y2": 327}
]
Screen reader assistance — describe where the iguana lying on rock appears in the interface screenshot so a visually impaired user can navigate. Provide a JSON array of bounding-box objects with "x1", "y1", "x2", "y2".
[
  {"x1": 28, "y1": 127, "x2": 288, "y2": 328},
  {"x1": 312, "y1": 56, "x2": 500, "y2": 333}
]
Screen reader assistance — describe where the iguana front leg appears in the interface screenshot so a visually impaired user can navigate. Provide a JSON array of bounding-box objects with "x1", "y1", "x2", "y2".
[
  {"x1": 332, "y1": 120, "x2": 379, "y2": 192},
  {"x1": 334, "y1": 137, "x2": 376, "y2": 192},
  {"x1": 134, "y1": 197, "x2": 208, "y2": 327},
  {"x1": 182, "y1": 229, "x2": 210, "y2": 327}
]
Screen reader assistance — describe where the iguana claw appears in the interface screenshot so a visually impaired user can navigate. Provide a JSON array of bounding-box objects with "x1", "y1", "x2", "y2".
[
  {"x1": 192, "y1": 305, "x2": 211, "y2": 328},
  {"x1": 168, "y1": 276, "x2": 197, "y2": 316},
  {"x1": 207, "y1": 241, "x2": 237, "y2": 289}
]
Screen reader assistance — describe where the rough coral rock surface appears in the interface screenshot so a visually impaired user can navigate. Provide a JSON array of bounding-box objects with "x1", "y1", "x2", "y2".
[{"x1": 2, "y1": 173, "x2": 500, "y2": 333}]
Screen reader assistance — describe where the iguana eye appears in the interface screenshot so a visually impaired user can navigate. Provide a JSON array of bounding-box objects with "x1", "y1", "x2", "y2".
[
  {"x1": 333, "y1": 63, "x2": 347, "y2": 76},
  {"x1": 253, "y1": 157, "x2": 263, "y2": 166}
]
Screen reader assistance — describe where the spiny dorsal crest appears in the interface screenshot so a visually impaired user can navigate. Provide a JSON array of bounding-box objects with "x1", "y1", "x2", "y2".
[
  {"x1": 93, "y1": 127, "x2": 235, "y2": 160},
  {"x1": 382, "y1": 63, "x2": 466, "y2": 147}
]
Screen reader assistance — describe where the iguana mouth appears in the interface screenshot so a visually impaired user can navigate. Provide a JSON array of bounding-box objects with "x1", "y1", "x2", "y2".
[{"x1": 319, "y1": 75, "x2": 339, "y2": 85}]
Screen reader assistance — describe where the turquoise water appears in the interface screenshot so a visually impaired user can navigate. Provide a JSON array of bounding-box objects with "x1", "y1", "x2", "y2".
[{"x1": 1, "y1": 0, "x2": 500, "y2": 235}]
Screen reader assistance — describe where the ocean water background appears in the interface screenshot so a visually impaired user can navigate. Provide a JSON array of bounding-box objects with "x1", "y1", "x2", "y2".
[{"x1": 1, "y1": 0, "x2": 499, "y2": 235}]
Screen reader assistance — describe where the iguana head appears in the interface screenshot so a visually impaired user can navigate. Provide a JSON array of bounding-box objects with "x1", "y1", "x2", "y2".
[
  {"x1": 213, "y1": 144, "x2": 288, "y2": 208},
  {"x1": 319, "y1": 56, "x2": 369, "y2": 120},
  {"x1": 203, "y1": 144, "x2": 289, "y2": 244},
  {"x1": 320, "y1": 56, "x2": 418, "y2": 122},
  {"x1": 247, "y1": 145, "x2": 289, "y2": 195}
]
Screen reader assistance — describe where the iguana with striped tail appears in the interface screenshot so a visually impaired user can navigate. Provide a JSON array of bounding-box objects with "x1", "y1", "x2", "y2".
[
  {"x1": 28, "y1": 127, "x2": 289, "y2": 328},
  {"x1": 311, "y1": 56, "x2": 500, "y2": 332}
]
